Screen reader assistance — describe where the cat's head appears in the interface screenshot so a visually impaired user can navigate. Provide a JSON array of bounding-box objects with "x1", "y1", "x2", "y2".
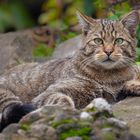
[{"x1": 77, "y1": 10, "x2": 139, "y2": 70}]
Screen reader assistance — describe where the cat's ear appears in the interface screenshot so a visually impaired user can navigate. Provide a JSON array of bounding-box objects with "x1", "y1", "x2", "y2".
[
  {"x1": 76, "y1": 11, "x2": 96, "y2": 35},
  {"x1": 120, "y1": 10, "x2": 139, "y2": 37}
]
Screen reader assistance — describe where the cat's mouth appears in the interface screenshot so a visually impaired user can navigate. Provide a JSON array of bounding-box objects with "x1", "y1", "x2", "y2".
[{"x1": 102, "y1": 58, "x2": 115, "y2": 63}]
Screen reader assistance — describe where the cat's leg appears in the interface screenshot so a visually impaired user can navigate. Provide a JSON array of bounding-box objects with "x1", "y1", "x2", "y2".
[
  {"x1": 117, "y1": 66, "x2": 140, "y2": 100},
  {"x1": 123, "y1": 80, "x2": 140, "y2": 96},
  {"x1": 0, "y1": 88, "x2": 22, "y2": 112},
  {"x1": 32, "y1": 92, "x2": 75, "y2": 109},
  {"x1": 32, "y1": 79, "x2": 94, "y2": 109},
  {"x1": 32, "y1": 79, "x2": 85, "y2": 109},
  {"x1": 32, "y1": 81, "x2": 85, "y2": 109},
  {"x1": 0, "y1": 88, "x2": 35, "y2": 132},
  {"x1": 32, "y1": 79, "x2": 116, "y2": 109}
]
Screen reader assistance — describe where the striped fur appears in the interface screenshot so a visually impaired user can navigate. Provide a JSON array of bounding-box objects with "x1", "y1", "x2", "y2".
[{"x1": 0, "y1": 10, "x2": 139, "y2": 113}]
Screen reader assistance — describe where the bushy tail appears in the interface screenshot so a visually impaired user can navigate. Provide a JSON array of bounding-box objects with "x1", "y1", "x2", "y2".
[{"x1": 0, "y1": 103, "x2": 36, "y2": 132}]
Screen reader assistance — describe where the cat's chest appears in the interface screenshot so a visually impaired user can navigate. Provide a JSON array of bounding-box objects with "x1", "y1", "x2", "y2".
[{"x1": 93, "y1": 76, "x2": 132, "y2": 98}]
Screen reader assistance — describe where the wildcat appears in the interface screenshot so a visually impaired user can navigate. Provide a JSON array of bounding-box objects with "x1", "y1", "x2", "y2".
[{"x1": 0, "y1": 10, "x2": 139, "y2": 131}]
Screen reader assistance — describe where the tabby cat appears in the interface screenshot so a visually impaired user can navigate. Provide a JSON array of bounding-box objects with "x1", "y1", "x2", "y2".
[{"x1": 0, "y1": 10, "x2": 139, "y2": 131}]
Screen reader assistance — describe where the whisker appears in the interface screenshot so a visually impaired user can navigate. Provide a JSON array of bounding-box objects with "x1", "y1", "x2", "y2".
[{"x1": 118, "y1": 57, "x2": 134, "y2": 68}]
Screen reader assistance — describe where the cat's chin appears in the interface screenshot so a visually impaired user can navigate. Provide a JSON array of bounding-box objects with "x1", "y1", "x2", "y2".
[
  {"x1": 94, "y1": 61, "x2": 122, "y2": 70},
  {"x1": 100, "y1": 64, "x2": 117, "y2": 70}
]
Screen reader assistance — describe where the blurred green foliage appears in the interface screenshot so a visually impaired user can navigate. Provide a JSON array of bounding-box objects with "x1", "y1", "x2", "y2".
[
  {"x1": 0, "y1": 0, "x2": 35, "y2": 32},
  {"x1": 38, "y1": 0, "x2": 83, "y2": 28},
  {"x1": 0, "y1": 0, "x2": 140, "y2": 60},
  {"x1": 33, "y1": 43, "x2": 54, "y2": 57}
]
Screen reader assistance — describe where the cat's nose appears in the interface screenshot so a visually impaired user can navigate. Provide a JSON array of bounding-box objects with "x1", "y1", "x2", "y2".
[{"x1": 104, "y1": 49, "x2": 113, "y2": 56}]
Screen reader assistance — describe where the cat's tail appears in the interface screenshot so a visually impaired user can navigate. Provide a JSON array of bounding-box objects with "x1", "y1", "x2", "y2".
[{"x1": 0, "y1": 103, "x2": 36, "y2": 132}]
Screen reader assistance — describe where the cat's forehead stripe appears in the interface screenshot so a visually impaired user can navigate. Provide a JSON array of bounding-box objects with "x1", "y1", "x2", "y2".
[{"x1": 100, "y1": 19, "x2": 117, "y2": 39}]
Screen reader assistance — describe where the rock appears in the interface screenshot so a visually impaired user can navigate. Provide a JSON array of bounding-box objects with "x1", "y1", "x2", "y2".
[
  {"x1": 28, "y1": 124, "x2": 57, "y2": 140},
  {"x1": 0, "y1": 32, "x2": 33, "y2": 74},
  {"x1": 66, "y1": 136, "x2": 82, "y2": 140},
  {"x1": 0, "y1": 26, "x2": 49, "y2": 75},
  {"x1": 0, "y1": 99, "x2": 139, "y2": 140},
  {"x1": 2, "y1": 123, "x2": 19, "y2": 134},
  {"x1": 53, "y1": 35, "x2": 81, "y2": 58},
  {"x1": 80, "y1": 111, "x2": 92, "y2": 120},
  {"x1": 86, "y1": 98, "x2": 112, "y2": 112},
  {"x1": 113, "y1": 97, "x2": 140, "y2": 137},
  {"x1": 107, "y1": 117, "x2": 127, "y2": 129}
]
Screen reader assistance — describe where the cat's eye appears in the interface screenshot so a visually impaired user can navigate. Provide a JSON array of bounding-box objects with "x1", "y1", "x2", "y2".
[
  {"x1": 94, "y1": 38, "x2": 103, "y2": 45},
  {"x1": 115, "y1": 38, "x2": 124, "y2": 45}
]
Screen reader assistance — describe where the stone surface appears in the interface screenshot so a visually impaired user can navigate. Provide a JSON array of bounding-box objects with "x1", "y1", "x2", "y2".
[
  {"x1": 53, "y1": 35, "x2": 81, "y2": 58},
  {"x1": 0, "y1": 26, "x2": 49, "y2": 75},
  {"x1": 0, "y1": 98, "x2": 139, "y2": 140},
  {"x1": 0, "y1": 32, "x2": 33, "y2": 75},
  {"x1": 113, "y1": 97, "x2": 140, "y2": 137}
]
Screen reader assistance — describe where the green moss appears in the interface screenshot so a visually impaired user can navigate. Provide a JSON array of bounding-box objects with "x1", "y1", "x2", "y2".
[
  {"x1": 33, "y1": 43, "x2": 54, "y2": 57},
  {"x1": 78, "y1": 121, "x2": 91, "y2": 127},
  {"x1": 94, "y1": 111, "x2": 113, "y2": 120},
  {"x1": 52, "y1": 119, "x2": 75, "y2": 128},
  {"x1": 51, "y1": 118, "x2": 92, "y2": 140},
  {"x1": 20, "y1": 124, "x2": 30, "y2": 131},
  {"x1": 86, "y1": 107, "x2": 97, "y2": 112},
  {"x1": 59, "y1": 127, "x2": 91, "y2": 140}
]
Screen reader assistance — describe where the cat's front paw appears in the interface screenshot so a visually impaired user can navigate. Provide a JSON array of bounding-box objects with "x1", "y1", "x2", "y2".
[
  {"x1": 124, "y1": 80, "x2": 140, "y2": 96},
  {"x1": 117, "y1": 80, "x2": 140, "y2": 101},
  {"x1": 0, "y1": 103, "x2": 35, "y2": 132}
]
